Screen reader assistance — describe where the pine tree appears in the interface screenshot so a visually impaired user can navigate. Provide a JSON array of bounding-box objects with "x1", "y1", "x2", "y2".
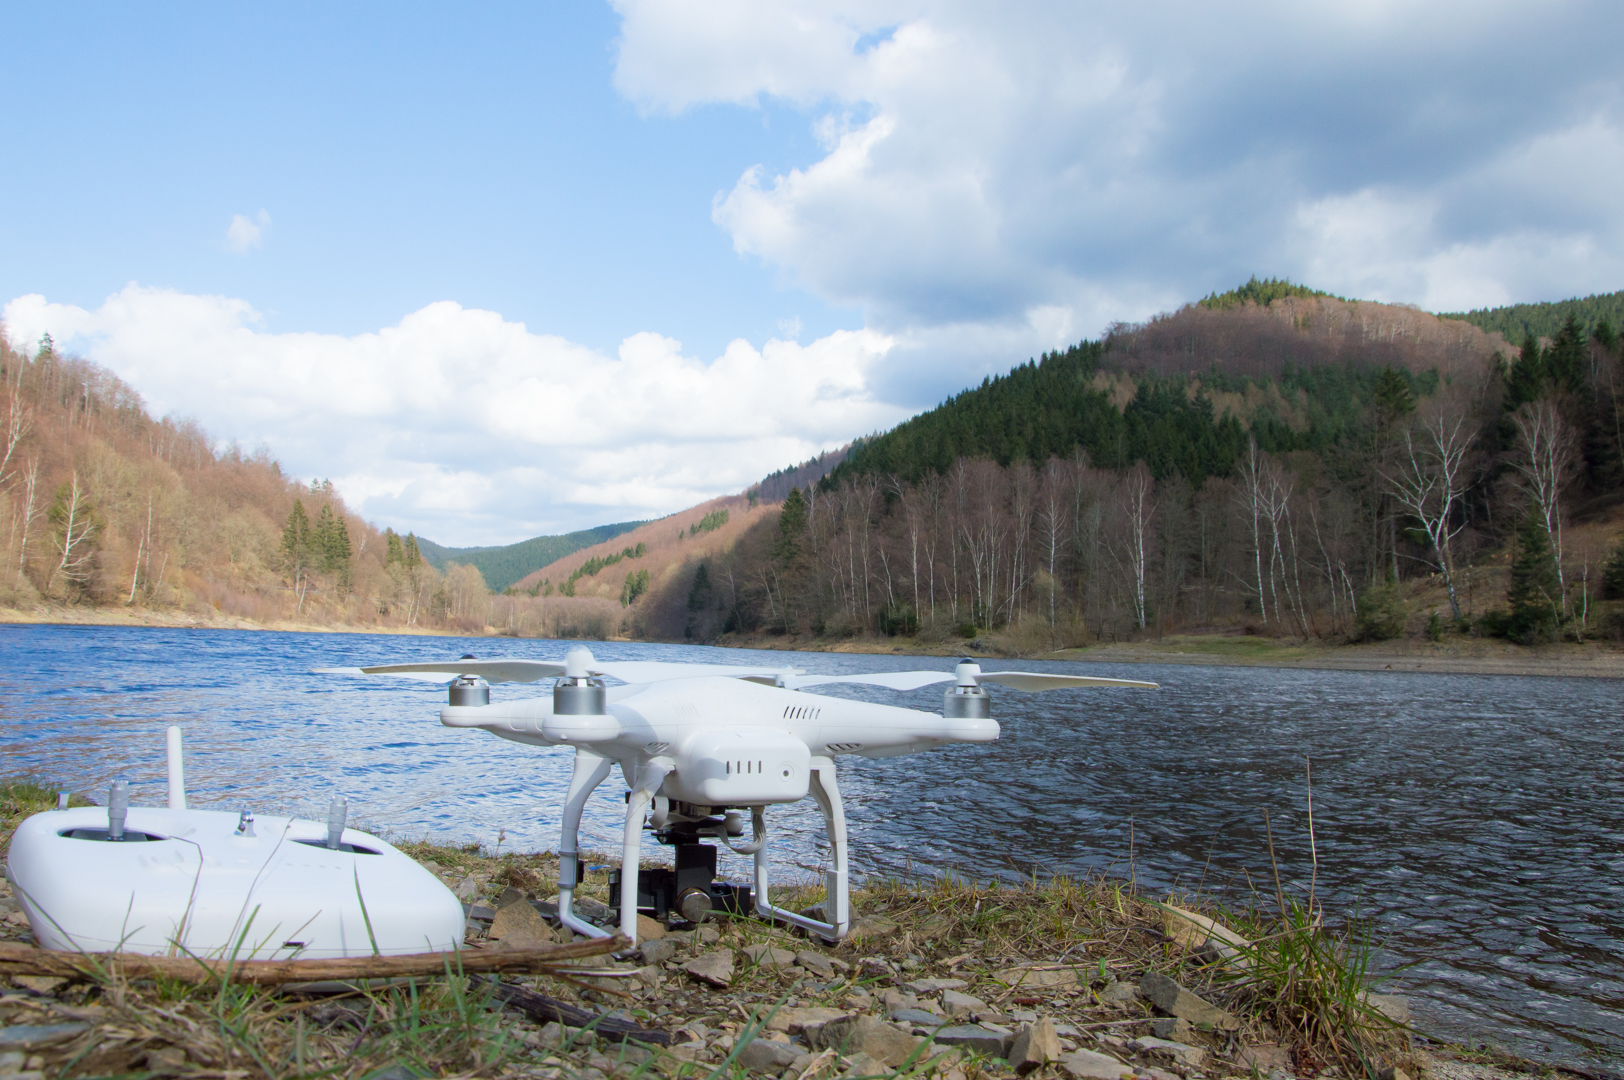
[
  {"x1": 1602, "y1": 537, "x2": 1624, "y2": 600},
  {"x1": 313, "y1": 504, "x2": 353, "y2": 589},
  {"x1": 1506, "y1": 512, "x2": 1563, "y2": 643},
  {"x1": 774, "y1": 487, "x2": 807, "y2": 564},
  {"x1": 403, "y1": 534, "x2": 422, "y2": 569},
  {"x1": 384, "y1": 528, "x2": 404, "y2": 567},
  {"x1": 281, "y1": 501, "x2": 311, "y2": 575}
]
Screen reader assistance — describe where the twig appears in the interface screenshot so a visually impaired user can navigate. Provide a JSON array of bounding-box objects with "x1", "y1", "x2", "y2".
[{"x1": 469, "y1": 975, "x2": 669, "y2": 1045}]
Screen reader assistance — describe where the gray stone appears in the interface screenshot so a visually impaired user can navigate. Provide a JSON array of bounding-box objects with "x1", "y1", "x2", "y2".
[
  {"x1": 1150, "y1": 1017, "x2": 1194, "y2": 1042},
  {"x1": 904, "y1": 977, "x2": 967, "y2": 994},
  {"x1": 1009, "y1": 1019, "x2": 1062, "y2": 1075},
  {"x1": 737, "y1": 1039, "x2": 803, "y2": 1072},
  {"x1": 932, "y1": 1025, "x2": 1011, "y2": 1057},
  {"x1": 850, "y1": 915, "x2": 899, "y2": 938},
  {"x1": 742, "y1": 944, "x2": 797, "y2": 967},
  {"x1": 1236, "y1": 1044, "x2": 1291, "y2": 1073},
  {"x1": 496, "y1": 886, "x2": 528, "y2": 909},
  {"x1": 0, "y1": 1024, "x2": 88, "y2": 1050},
  {"x1": 1363, "y1": 992, "x2": 1411, "y2": 1025},
  {"x1": 996, "y1": 965, "x2": 1081, "y2": 990},
  {"x1": 454, "y1": 876, "x2": 480, "y2": 901},
  {"x1": 879, "y1": 988, "x2": 918, "y2": 1010},
  {"x1": 574, "y1": 896, "x2": 613, "y2": 923},
  {"x1": 1096, "y1": 980, "x2": 1139, "y2": 1006},
  {"x1": 806, "y1": 1015, "x2": 924, "y2": 1068},
  {"x1": 888, "y1": 1008, "x2": 946, "y2": 1028},
  {"x1": 489, "y1": 900, "x2": 556, "y2": 944},
  {"x1": 838, "y1": 1051, "x2": 886, "y2": 1078},
  {"x1": 1137, "y1": 972, "x2": 1240, "y2": 1031},
  {"x1": 683, "y1": 950, "x2": 734, "y2": 988},
  {"x1": 765, "y1": 1006, "x2": 851, "y2": 1034},
  {"x1": 638, "y1": 938, "x2": 678, "y2": 965},
  {"x1": 940, "y1": 989, "x2": 987, "y2": 1018},
  {"x1": 795, "y1": 950, "x2": 835, "y2": 978},
  {"x1": 697, "y1": 925, "x2": 721, "y2": 945},
  {"x1": 1059, "y1": 1048, "x2": 1134, "y2": 1080},
  {"x1": 465, "y1": 903, "x2": 496, "y2": 923},
  {"x1": 1130, "y1": 1036, "x2": 1207, "y2": 1068}
]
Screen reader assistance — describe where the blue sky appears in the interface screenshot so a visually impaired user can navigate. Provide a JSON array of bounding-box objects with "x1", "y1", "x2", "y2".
[{"x1": 5, "y1": 1, "x2": 1622, "y2": 544}]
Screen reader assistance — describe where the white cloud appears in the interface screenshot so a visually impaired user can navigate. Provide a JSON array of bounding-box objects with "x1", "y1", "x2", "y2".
[
  {"x1": 615, "y1": 0, "x2": 1624, "y2": 350},
  {"x1": 225, "y1": 210, "x2": 271, "y2": 253},
  {"x1": 2, "y1": 286, "x2": 903, "y2": 545}
]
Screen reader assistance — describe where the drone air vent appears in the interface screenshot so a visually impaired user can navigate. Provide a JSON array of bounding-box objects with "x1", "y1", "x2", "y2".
[
  {"x1": 825, "y1": 742, "x2": 863, "y2": 754},
  {"x1": 725, "y1": 760, "x2": 765, "y2": 775},
  {"x1": 645, "y1": 741, "x2": 670, "y2": 755},
  {"x1": 781, "y1": 706, "x2": 822, "y2": 720}
]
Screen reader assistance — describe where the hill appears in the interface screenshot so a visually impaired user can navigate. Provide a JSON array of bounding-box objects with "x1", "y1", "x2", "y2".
[
  {"x1": 634, "y1": 282, "x2": 1624, "y2": 651},
  {"x1": 1440, "y1": 289, "x2": 1624, "y2": 343},
  {"x1": 416, "y1": 521, "x2": 646, "y2": 593}
]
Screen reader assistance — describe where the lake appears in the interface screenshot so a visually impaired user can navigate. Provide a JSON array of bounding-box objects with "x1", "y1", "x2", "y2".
[{"x1": 0, "y1": 624, "x2": 1619, "y2": 1068}]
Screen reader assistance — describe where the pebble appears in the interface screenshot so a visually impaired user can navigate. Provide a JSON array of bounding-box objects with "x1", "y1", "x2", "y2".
[
  {"x1": 741, "y1": 944, "x2": 797, "y2": 968},
  {"x1": 904, "y1": 977, "x2": 967, "y2": 994},
  {"x1": 1129, "y1": 1036, "x2": 1207, "y2": 1069},
  {"x1": 932, "y1": 1025, "x2": 1012, "y2": 1057},
  {"x1": 795, "y1": 950, "x2": 835, "y2": 978},
  {"x1": 1137, "y1": 973, "x2": 1239, "y2": 1031},
  {"x1": 683, "y1": 950, "x2": 734, "y2": 988},
  {"x1": 887, "y1": 1008, "x2": 946, "y2": 1028},
  {"x1": 1059, "y1": 1048, "x2": 1136, "y2": 1080},
  {"x1": 1009, "y1": 1018, "x2": 1063, "y2": 1075},
  {"x1": 805, "y1": 1015, "x2": 924, "y2": 1068},
  {"x1": 737, "y1": 1038, "x2": 802, "y2": 1071},
  {"x1": 941, "y1": 989, "x2": 987, "y2": 1017},
  {"x1": 0, "y1": 1024, "x2": 88, "y2": 1050}
]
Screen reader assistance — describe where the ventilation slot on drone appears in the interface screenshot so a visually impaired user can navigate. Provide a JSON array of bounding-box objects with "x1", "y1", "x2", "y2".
[
  {"x1": 825, "y1": 742, "x2": 863, "y2": 754},
  {"x1": 781, "y1": 706, "x2": 822, "y2": 720},
  {"x1": 645, "y1": 742, "x2": 669, "y2": 755},
  {"x1": 724, "y1": 760, "x2": 765, "y2": 775}
]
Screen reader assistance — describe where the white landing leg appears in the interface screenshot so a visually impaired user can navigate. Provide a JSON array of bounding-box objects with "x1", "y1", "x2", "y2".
[
  {"x1": 618, "y1": 759, "x2": 672, "y2": 946},
  {"x1": 753, "y1": 756, "x2": 850, "y2": 943},
  {"x1": 557, "y1": 748, "x2": 614, "y2": 939}
]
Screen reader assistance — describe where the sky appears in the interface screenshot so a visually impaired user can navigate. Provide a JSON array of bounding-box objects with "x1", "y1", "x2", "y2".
[{"x1": 3, "y1": 1, "x2": 1622, "y2": 546}]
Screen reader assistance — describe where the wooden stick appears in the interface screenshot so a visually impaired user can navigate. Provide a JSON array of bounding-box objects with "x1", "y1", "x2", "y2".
[
  {"x1": 469, "y1": 975, "x2": 670, "y2": 1045},
  {"x1": 0, "y1": 936, "x2": 629, "y2": 986}
]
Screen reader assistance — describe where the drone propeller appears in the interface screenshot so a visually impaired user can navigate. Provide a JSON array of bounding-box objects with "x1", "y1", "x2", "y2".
[
  {"x1": 788, "y1": 661, "x2": 1157, "y2": 692},
  {"x1": 315, "y1": 648, "x2": 801, "y2": 688}
]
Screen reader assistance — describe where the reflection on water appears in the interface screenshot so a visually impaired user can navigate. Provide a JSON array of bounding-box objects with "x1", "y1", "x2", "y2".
[{"x1": 1, "y1": 625, "x2": 1620, "y2": 1068}]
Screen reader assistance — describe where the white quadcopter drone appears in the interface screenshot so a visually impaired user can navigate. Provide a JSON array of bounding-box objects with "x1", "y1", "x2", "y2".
[{"x1": 321, "y1": 649, "x2": 1156, "y2": 946}]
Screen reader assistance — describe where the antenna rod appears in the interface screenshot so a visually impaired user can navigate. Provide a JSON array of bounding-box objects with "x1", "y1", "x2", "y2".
[
  {"x1": 165, "y1": 726, "x2": 186, "y2": 810},
  {"x1": 326, "y1": 796, "x2": 348, "y2": 850}
]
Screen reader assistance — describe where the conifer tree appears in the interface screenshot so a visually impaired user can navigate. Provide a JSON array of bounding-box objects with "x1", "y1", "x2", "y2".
[
  {"x1": 403, "y1": 533, "x2": 422, "y2": 569},
  {"x1": 1506, "y1": 512, "x2": 1563, "y2": 643},
  {"x1": 775, "y1": 487, "x2": 807, "y2": 564},
  {"x1": 281, "y1": 501, "x2": 311, "y2": 574},
  {"x1": 1602, "y1": 537, "x2": 1624, "y2": 600},
  {"x1": 384, "y1": 528, "x2": 404, "y2": 567}
]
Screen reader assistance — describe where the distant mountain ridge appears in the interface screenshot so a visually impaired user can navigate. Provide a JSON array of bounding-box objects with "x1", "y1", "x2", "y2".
[{"x1": 416, "y1": 521, "x2": 646, "y2": 593}]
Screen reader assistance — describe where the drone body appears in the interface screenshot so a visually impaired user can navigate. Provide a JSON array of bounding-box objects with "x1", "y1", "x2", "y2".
[{"x1": 322, "y1": 648, "x2": 1154, "y2": 946}]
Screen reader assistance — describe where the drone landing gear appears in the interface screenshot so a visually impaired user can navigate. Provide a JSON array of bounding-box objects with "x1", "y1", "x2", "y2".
[{"x1": 555, "y1": 749, "x2": 850, "y2": 946}]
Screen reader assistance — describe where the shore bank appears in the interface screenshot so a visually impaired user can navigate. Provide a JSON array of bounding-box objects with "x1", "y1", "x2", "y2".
[
  {"x1": 4, "y1": 603, "x2": 1619, "y2": 679},
  {"x1": 0, "y1": 779, "x2": 1540, "y2": 1080}
]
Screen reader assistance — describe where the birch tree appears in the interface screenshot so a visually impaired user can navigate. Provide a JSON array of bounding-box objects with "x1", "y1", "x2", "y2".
[{"x1": 1381, "y1": 404, "x2": 1472, "y2": 619}]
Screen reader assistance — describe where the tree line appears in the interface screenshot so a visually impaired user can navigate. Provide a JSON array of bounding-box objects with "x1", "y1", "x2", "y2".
[{"x1": 647, "y1": 296, "x2": 1624, "y2": 647}]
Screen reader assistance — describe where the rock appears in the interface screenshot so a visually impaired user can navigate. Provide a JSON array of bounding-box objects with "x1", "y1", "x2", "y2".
[
  {"x1": 144, "y1": 1046, "x2": 187, "y2": 1073},
  {"x1": 697, "y1": 925, "x2": 721, "y2": 945},
  {"x1": 574, "y1": 897, "x2": 614, "y2": 923},
  {"x1": 1130, "y1": 1036, "x2": 1207, "y2": 1069},
  {"x1": 489, "y1": 900, "x2": 556, "y2": 943},
  {"x1": 1096, "y1": 980, "x2": 1139, "y2": 1006},
  {"x1": 1059, "y1": 1048, "x2": 1135, "y2": 1080},
  {"x1": 1363, "y1": 992, "x2": 1411, "y2": 1025},
  {"x1": 765, "y1": 1007, "x2": 851, "y2": 1034},
  {"x1": 839, "y1": 1051, "x2": 886, "y2": 1078},
  {"x1": 996, "y1": 964, "x2": 1081, "y2": 990},
  {"x1": 940, "y1": 989, "x2": 987, "y2": 1018},
  {"x1": 850, "y1": 915, "x2": 899, "y2": 938},
  {"x1": 683, "y1": 951, "x2": 735, "y2": 988},
  {"x1": 795, "y1": 950, "x2": 835, "y2": 978},
  {"x1": 858, "y1": 956, "x2": 893, "y2": 978},
  {"x1": 932, "y1": 1025, "x2": 1011, "y2": 1057},
  {"x1": 879, "y1": 988, "x2": 918, "y2": 1010},
  {"x1": 1236, "y1": 1044, "x2": 1292, "y2": 1073},
  {"x1": 574, "y1": 965, "x2": 662, "y2": 992},
  {"x1": 637, "y1": 914, "x2": 667, "y2": 940},
  {"x1": 638, "y1": 938, "x2": 678, "y2": 965},
  {"x1": 737, "y1": 1038, "x2": 803, "y2": 1071},
  {"x1": 888, "y1": 1008, "x2": 946, "y2": 1028},
  {"x1": 496, "y1": 886, "x2": 529, "y2": 909},
  {"x1": 742, "y1": 944, "x2": 798, "y2": 967},
  {"x1": 904, "y1": 977, "x2": 967, "y2": 994},
  {"x1": 1150, "y1": 1017, "x2": 1194, "y2": 1042},
  {"x1": 1377, "y1": 1068, "x2": 1413, "y2": 1080},
  {"x1": 454, "y1": 876, "x2": 480, "y2": 901},
  {"x1": 1137, "y1": 972, "x2": 1240, "y2": 1031},
  {"x1": 1141, "y1": 1068, "x2": 1180, "y2": 1080},
  {"x1": 8, "y1": 977, "x2": 65, "y2": 995},
  {"x1": 806, "y1": 1015, "x2": 924, "y2": 1068},
  {"x1": 1009, "y1": 1019, "x2": 1062, "y2": 1075},
  {"x1": 0, "y1": 1024, "x2": 89, "y2": 1050},
  {"x1": 663, "y1": 929, "x2": 695, "y2": 947},
  {"x1": 465, "y1": 903, "x2": 496, "y2": 924},
  {"x1": 1159, "y1": 903, "x2": 1253, "y2": 969}
]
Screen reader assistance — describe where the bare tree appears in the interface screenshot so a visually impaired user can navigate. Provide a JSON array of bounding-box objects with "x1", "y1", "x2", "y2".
[
  {"x1": 1381, "y1": 404, "x2": 1473, "y2": 619},
  {"x1": 1508, "y1": 400, "x2": 1575, "y2": 610},
  {"x1": 1115, "y1": 464, "x2": 1155, "y2": 630},
  {"x1": 47, "y1": 471, "x2": 98, "y2": 597}
]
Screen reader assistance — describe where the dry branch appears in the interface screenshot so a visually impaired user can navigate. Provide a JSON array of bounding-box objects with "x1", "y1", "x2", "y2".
[{"x1": 0, "y1": 935, "x2": 627, "y2": 985}]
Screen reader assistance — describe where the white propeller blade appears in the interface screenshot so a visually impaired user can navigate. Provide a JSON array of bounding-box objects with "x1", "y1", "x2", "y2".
[
  {"x1": 316, "y1": 660, "x2": 567, "y2": 684},
  {"x1": 790, "y1": 670, "x2": 1158, "y2": 692},
  {"x1": 593, "y1": 661, "x2": 801, "y2": 684},
  {"x1": 315, "y1": 651, "x2": 800, "y2": 687}
]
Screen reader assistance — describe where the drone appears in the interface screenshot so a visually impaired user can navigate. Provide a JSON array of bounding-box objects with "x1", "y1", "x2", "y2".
[{"x1": 320, "y1": 649, "x2": 1156, "y2": 946}]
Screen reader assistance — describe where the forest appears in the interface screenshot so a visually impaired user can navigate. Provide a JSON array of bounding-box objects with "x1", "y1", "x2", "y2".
[
  {"x1": 640, "y1": 291, "x2": 1624, "y2": 648},
  {"x1": 0, "y1": 332, "x2": 497, "y2": 633}
]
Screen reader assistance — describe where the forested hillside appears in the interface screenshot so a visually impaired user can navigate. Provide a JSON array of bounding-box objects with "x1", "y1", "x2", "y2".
[
  {"x1": 645, "y1": 288, "x2": 1624, "y2": 648},
  {"x1": 0, "y1": 330, "x2": 499, "y2": 632},
  {"x1": 1442, "y1": 290, "x2": 1624, "y2": 343},
  {"x1": 416, "y1": 521, "x2": 645, "y2": 593}
]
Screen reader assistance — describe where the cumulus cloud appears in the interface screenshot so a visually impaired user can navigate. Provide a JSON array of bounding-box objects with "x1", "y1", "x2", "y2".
[
  {"x1": 2, "y1": 286, "x2": 903, "y2": 545},
  {"x1": 225, "y1": 210, "x2": 271, "y2": 253},
  {"x1": 615, "y1": 0, "x2": 1624, "y2": 359}
]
